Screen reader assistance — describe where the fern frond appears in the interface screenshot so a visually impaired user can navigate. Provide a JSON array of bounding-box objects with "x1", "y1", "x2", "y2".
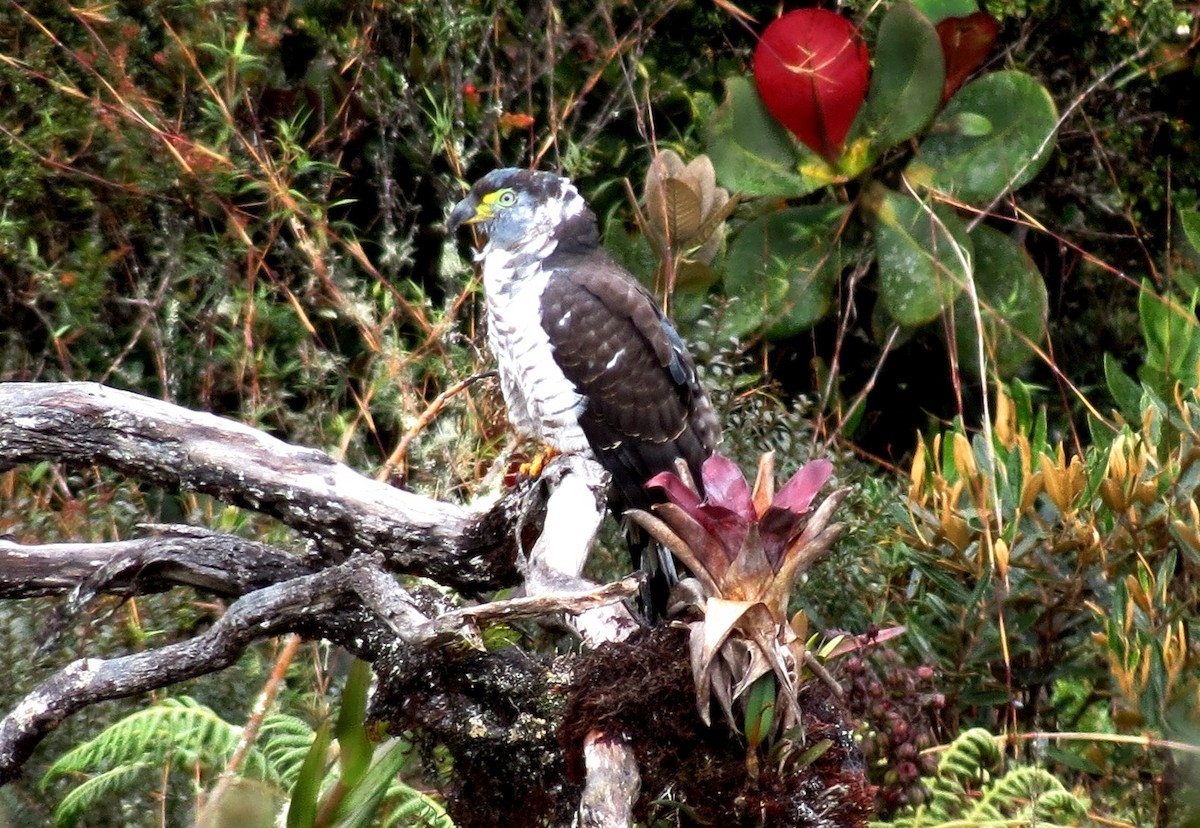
[
  {"x1": 258, "y1": 713, "x2": 317, "y2": 789},
  {"x1": 51, "y1": 762, "x2": 156, "y2": 827},
  {"x1": 871, "y1": 728, "x2": 1091, "y2": 828},
  {"x1": 1030, "y1": 788, "x2": 1092, "y2": 822},
  {"x1": 935, "y1": 727, "x2": 1002, "y2": 784},
  {"x1": 44, "y1": 696, "x2": 323, "y2": 825},
  {"x1": 44, "y1": 696, "x2": 271, "y2": 787},
  {"x1": 381, "y1": 781, "x2": 455, "y2": 828},
  {"x1": 980, "y1": 766, "x2": 1090, "y2": 821}
]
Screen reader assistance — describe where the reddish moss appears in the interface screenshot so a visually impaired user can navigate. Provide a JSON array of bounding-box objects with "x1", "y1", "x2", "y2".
[{"x1": 561, "y1": 626, "x2": 875, "y2": 826}]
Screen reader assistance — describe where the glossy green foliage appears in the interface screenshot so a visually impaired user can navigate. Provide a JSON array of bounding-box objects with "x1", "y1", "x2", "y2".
[
  {"x1": 722, "y1": 205, "x2": 845, "y2": 337},
  {"x1": 707, "y1": 77, "x2": 830, "y2": 199},
  {"x1": 907, "y1": 71, "x2": 1059, "y2": 203},
  {"x1": 702, "y1": 1, "x2": 1058, "y2": 379},
  {"x1": 858, "y1": 3, "x2": 946, "y2": 152},
  {"x1": 950, "y1": 225, "x2": 1049, "y2": 377},
  {"x1": 873, "y1": 188, "x2": 971, "y2": 327}
]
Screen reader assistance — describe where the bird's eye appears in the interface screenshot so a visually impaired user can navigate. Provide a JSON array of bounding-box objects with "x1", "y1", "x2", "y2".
[{"x1": 497, "y1": 190, "x2": 517, "y2": 207}]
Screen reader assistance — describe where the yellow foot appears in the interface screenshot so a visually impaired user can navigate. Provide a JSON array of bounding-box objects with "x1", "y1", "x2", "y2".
[{"x1": 518, "y1": 447, "x2": 559, "y2": 479}]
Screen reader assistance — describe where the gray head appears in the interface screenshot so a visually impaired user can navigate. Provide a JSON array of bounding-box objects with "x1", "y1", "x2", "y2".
[{"x1": 446, "y1": 168, "x2": 597, "y2": 252}]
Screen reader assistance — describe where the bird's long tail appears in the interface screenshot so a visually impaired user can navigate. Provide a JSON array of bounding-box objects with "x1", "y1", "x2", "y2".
[{"x1": 626, "y1": 523, "x2": 680, "y2": 622}]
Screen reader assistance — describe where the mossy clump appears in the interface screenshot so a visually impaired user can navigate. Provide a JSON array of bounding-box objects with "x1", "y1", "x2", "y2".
[{"x1": 561, "y1": 625, "x2": 875, "y2": 827}]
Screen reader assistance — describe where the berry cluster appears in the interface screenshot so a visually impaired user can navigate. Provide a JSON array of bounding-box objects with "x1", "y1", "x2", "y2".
[{"x1": 842, "y1": 649, "x2": 946, "y2": 815}]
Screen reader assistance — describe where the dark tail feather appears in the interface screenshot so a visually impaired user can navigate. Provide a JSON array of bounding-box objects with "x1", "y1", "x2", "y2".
[{"x1": 626, "y1": 524, "x2": 679, "y2": 622}]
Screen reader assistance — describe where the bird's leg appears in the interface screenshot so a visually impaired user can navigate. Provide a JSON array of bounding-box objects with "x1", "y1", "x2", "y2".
[{"x1": 518, "y1": 445, "x2": 560, "y2": 479}]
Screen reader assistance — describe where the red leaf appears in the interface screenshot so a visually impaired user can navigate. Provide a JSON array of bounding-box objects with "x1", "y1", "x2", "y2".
[
  {"x1": 498, "y1": 112, "x2": 535, "y2": 131},
  {"x1": 772, "y1": 458, "x2": 832, "y2": 515},
  {"x1": 753, "y1": 9, "x2": 870, "y2": 163},
  {"x1": 646, "y1": 470, "x2": 703, "y2": 513},
  {"x1": 936, "y1": 12, "x2": 999, "y2": 104},
  {"x1": 700, "y1": 454, "x2": 756, "y2": 522},
  {"x1": 823, "y1": 625, "x2": 907, "y2": 659}
]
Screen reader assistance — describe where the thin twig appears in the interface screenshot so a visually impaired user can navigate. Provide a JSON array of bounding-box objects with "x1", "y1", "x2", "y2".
[
  {"x1": 378, "y1": 371, "x2": 497, "y2": 482},
  {"x1": 196, "y1": 634, "x2": 303, "y2": 822}
]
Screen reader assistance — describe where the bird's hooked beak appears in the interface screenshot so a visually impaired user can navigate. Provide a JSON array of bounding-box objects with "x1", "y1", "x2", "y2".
[{"x1": 446, "y1": 194, "x2": 488, "y2": 235}]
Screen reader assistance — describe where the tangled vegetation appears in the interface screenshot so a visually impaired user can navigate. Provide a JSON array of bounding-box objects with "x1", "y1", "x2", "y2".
[{"x1": 1, "y1": 0, "x2": 1199, "y2": 824}]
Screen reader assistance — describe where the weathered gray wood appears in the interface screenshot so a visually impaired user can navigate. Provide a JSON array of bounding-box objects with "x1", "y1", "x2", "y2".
[
  {"x1": 0, "y1": 379, "x2": 647, "y2": 811},
  {"x1": 0, "y1": 526, "x2": 314, "y2": 599},
  {"x1": 577, "y1": 731, "x2": 640, "y2": 828},
  {"x1": 0, "y1": 558, "x2": 373, "y2": 783},
  {"x1": 0, "y1": 381, "x2": 528, "y2": 590}
]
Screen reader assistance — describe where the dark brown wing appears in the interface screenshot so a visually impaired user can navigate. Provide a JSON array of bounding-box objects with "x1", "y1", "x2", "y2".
[{"x1": 539, "y1": 250, "x2": 720, "y2": 511}]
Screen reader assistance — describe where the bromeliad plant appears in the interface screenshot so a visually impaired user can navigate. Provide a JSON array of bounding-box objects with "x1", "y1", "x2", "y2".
[{"x1": 628, "y1": 452, "x2": 849, "y2": 752}]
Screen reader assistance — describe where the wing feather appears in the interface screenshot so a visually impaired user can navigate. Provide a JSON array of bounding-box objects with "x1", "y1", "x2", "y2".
[{"x1": 539, "y1": 250, "x2": 720, "y2": 509}]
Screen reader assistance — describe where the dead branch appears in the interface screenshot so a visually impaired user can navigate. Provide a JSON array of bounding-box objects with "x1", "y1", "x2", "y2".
[
  {"x1": 0, "y1": 557, "x2": 376, "y2": 784},
  {"x1": 0, "y1": 381, "x2": 530, "y2": 590},
  {"x1": 0, "y1": 526, "x2": 314, "y2": 600},
  {"x1": 0, "y1": 380, "x2": 648, "y2": 825}
]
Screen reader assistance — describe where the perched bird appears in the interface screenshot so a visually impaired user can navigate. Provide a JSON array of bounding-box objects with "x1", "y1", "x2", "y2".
[{"x1": 447, "y1": 168, "x2": 721, "y2": 611}]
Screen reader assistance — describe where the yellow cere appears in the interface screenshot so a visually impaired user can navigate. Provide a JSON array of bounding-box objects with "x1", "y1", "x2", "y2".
[{"x1": 481, "y1": 189, "x2": 517, "y2": 210}]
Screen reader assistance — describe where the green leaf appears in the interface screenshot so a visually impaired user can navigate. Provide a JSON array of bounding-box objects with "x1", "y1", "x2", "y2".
[
  {"x1": 1172, "y1": 269, "x2": 1200, "y2": 297},
  {"x1": 1044, "y1": 745, "x2": 1105, "y2": 776},
  {"x1": 951, "y1": 225, "x2": 1047, "y2": 377},
  {"x1": 721, "y1": 205, "x2": 845, "y2": 338},
  {"x1": 792, "y1": 739, "x2": 833, "y2": 770},
  {"x1": 1009, "y1": 377, "x2": 1033, "y2": 432},
  {"x1": 335, "y1": 659, "x2": 374, "y2": 790},
  {"x1": 873, "y1": 188, "x2": 972, "y2": 326},
  {"x1": 928, "y1": 111, "x2": 993, "y2": 137},
  {"x1": 1138, "y1": 285, "x2": 1200, "y2": 388},
  {"x1": 332, "y1": 740, "x2": 415, "y2": 827},
  {"x1": 287, "y1": 720, "x2": 332, "y2": 828},
  {"x1": 1178, "y1": 207, "x2": 1200, "y2": 267},
  {"x1": 1104, "y1": 353, "x2": 1143, "y2": 422},
  {"x1": 53, "y1": 764, "x2": 156, "y2": 827},
  {"x1": 906, "y1": 71, "x2": 1058, "y2": 203},
  {"x1": 909, "y1": 0, "x2": 978, "y2": 23},
  {"x1": 858, "y1": 3, "x2": 945, "y2": 151},
  {"x1": 742, "y1": 675, "x2": 777, "y2": 749},
  {"x1": 706, "y1": 77, "x2": 829, "y2": 198}
]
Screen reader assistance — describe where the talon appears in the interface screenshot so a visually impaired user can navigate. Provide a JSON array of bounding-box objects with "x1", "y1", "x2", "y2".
[{"x1": 519, "y1": 447, "x2": 559, "y2": 479}]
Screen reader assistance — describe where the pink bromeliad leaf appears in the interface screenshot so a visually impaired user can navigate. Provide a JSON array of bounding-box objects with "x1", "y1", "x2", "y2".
[
  {"x1": 647, "y1": 469, "x2": 703, "y2": 513},
  {"x1": 759, "y1": 459, "x2": 833, "y2": 568},
  {"x1": 647, "y1": 464, "x2": 750, "y2": 562},
  {"x1": 700, "y1": 454, "x2": 755, "y2": 522},
  {"x1": 695, "y1": 504, "x2": 752, "y2": 562},
  {"x1": 753, "y1": 8, "x2": 870, "y2": 163},
  {"x1": 773, "y1": 459, "x2": 833, "y2": 515}
]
